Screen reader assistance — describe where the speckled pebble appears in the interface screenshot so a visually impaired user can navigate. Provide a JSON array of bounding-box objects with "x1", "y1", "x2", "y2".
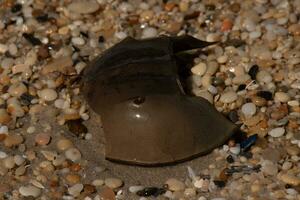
[
  {"x1": 68, "y1": 183, "x2": 83, "y2": 197},
  {"x1": 274, "y1": 92, "x2": 290, "y2": 102}
]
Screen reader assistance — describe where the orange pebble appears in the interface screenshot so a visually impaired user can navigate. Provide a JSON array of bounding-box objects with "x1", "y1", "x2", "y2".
[{"x1": 221, "y1": 19, "x2": 233, "y2": 32}]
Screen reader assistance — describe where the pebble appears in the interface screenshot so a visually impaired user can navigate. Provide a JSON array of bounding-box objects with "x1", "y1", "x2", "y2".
[
  {"x1": 261, "y1": 160, "x2": 278, "y2": 176},
  {"x1": 241, "y1": 103, "x2": 256, "y2": 117},
  {"x1": 256, "y1": 70, "x2": 272, "y2": 84},
  {"x1": 274, "y1": 92, "x2": 290, "y2": 102},
  {"x1": 92, "y1": 179, "x2": 104, "y2": 186},
  {"x1": 67, "y1": 1, "x2": 100, "y2": 14},
  {"x1": 4, "y1": 134, "x2": 24, "y2": 147},
  {"x1": 72, "y1": 37, "x2": 85, "y2": 46},
  {"x1": 65, "y1": 148, "x2": 82, "y2": 162},
  {"x1": 0, "y1": 109, "x2": 11, "y2": 125},
  {"x1": 66, "y1": 174, "x2": 81, "y2": 185},
  {"x1": 184, "y1": 188, "x2": 196, "y2": 197},
  {"x1": 99, "y1": 187, "x2": 116, "y2": 200},
  {"x1": 38, "y1": 88, "x2": 58, "y2": 101},
  {"x1": 141, "y1": 27, "x2": 158, "y2": 38},
  {"x1": 129, "y1": 186, "x2": 145, "y2": 193},
  {"x1": 229, "y1": 145, "x2": 241, "y2": 155},
  {"x1": 57, "y1": 138, "x2": 73, "y2": 151},
  {"x1": 220, "y1": 91, "x2": 238, "y2": 103},
  {"x1": 68, "y1": 183, "x2": 83, "y2": 197},
  {"x1": 8, "y1": 83, "x2": 27, "y2": 97},
  {"x1": 165, "y1": 178, "x2": 185, "y2": 191},
  {"x1": 0, "y1": 43, "x2": 8, "y2": 54},
  {"x1": 35, "y1": 133, "x2": 51, "y2": 145},
  {"x1": 268, "y1": 127, "x2": 285, "y2": 138},
  {"x1": 3, "y1": 156, "x2": 15, "y2": 169},
  {"x1": 279, "y1": 174, "x2": 300, "y2": 186},
  {"x1": 19, "y1": 185, "x2": 41, "y2": 198},
  {"x1": 14, "y1": 155, "x2": 25, "y2": 166},
  {"x1": 104, "y1": 178, "x2": 123, "y2": 189},
  {"x1": 191, "y1": 62, "x2": 207, "y2": 76}
]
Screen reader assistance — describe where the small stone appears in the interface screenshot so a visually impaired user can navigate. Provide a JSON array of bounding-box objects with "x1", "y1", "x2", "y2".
[
  {"x1": 241, "y1": 103, "x2": 256, "y2": 117},
  {"x1": 129, "y1": 185, "x2": 145, "y2": 193},
  {"x1": 19, "y1": 185, "x2": 41, "y2": 198},
  {"x1": 229, "y1": 145, "x2": 241, "y2": 155},
  {"x1": 92, "y1": 179, "x2": 104, "y2": 186},
  {"x1": 191, "y1": 62, "x2": 207, "y2": 76},
  {"x1": 274, "y1": 92, "x2": 290, "y2": 102},
  {"x1": 65, "y1": 148, "x2": 81, "y2": 162},
  {"x1": 261, "y1": 160, "x2": 278, "y2": 176},
  {"x1": 248, "y1": 65, "x2": 259, "y2": 80},
  {"x1": 104, "y1": 178, "x2": 123, "y2": 189},
  {"x1": 286, "y1": 146, "x2": 300, "y2": 156},
  {"x1": 256, "y1": 70, "x2": 272, "y2": 84},
  {"x1": 42, "y1": 56, "x2": 74, "y2": 75},
  {"x1": 4, "y1": 134, "x2": 24, "y2": 147},
  {"x1": 3, "y1": 156, "x2": 15, "y2": 169},
  {"x1": 257, "y1": 91, "x2": 273, "y2": 100},
  {"x1": 35, "y1": 133, "x2": 51, "y2": 145},
  {"x1": 8, "y1": 83, "x2": 27, "y2": 97},
  {"x1": 0, "y1": 43, "x2": 8, "y2": 54},
  {"x1": 66, "y1": 120, "x2": 88, "y2": 136},
  {"x1": 68, "y1": 183, "x2": 83, "y2": 197},
  {"x1": 14, "y1": 155, "x2": 25, "y2": 166},
  {"x1": 141, "y1": 27, "x2": 158, "y2": 38},
  {"x1": 57, "y1": 138, "x2": 73, "y2": 151},
  {"x1": 66, "y1": 174, "x2": 81, "y2": 185},
  {"x1": 22, "y1": 33, "x2": 42, "y2": 46},
  {"x1": 288, "y1": 24, "x2": 300, "y2": 36},
  {"x1": 0, "y1": 109, "x2": 11, "y2": 125},
  {"x1": 72, "y1": 37, "x2": 85, "y2": 46},
  {"x1": 136, "y1": 187, "x2": 166, "y2": 197},
  {"x1": 68, "y1": 1, "x2": 100, "y2": 14},
  {"x1": 220, "y1": 91, "x2": 238, "y2": 103},
  {"x1": 282, "y1": 161, "x2": 292, "y2": 171},
  {"x1": 99, "y1": 187, "x2": 116, "y2": 200},
  {"x1": 268, "y1": 127, "x2": 285, "y2": 138},
  {"x1": 165, "y1": 178, "x2": 185, "y2": 191},
  {"x1": 279, "y1": 174, "x2": 300, "y2": 186},
  {"x1": 38, "y1": 88, "x2": 57, "y2": 101},
  {"x1": 217, "y1": 55, "x2": 228, "y2": 64}
]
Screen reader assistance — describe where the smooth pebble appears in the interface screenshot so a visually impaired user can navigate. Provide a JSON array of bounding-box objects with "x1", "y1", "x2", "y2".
[
  {"x1": 165, "y1": 178, "x2": 185, "y2": 191},
  {"x1": 220, "y1": 91, "x2": 238, "y2": 103},
  {"x1": 68, "y1": 183, "x2": 83, "y2": 197},
  {"x1": 191, "y1": 62, "x2": 207, "y2": 76},
  {"x1": 35, "y1": 133, "x2": 51, "y2": 145},
  {"x1": 65, "y1": 148, "x2": 81, "y2": 162},
  {"x1": 104, "y1": 178, "x2": 123, "y2": 189},
  {"x1": 268, "y1": 127, "x2": 285, "y2": 137},
  {"x1": 38, "y1": 89, "x2": 57, "y2": 101},
  {"x1": 241, "y1": 103, "x2": 256, "y2": 117},
  {"x1": 19, "y1": 185, "x2": 41, "y2": 198}
]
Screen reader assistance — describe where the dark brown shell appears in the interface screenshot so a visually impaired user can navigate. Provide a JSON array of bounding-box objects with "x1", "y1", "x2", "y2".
[{"x1": 83, "y1": 35, "x2": 237, "y2": 166}]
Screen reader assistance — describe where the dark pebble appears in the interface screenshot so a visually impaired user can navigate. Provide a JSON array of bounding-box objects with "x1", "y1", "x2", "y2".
[
  {"x1": 98, "y1": 35, "x2": 105, "y2": 43},
  {"x1": 256, "y1": 91, "x2": 273, "y2": 100},
  {"x1": 224, "y1": 39, "x2": 246, "y2": 47},
  {"x1": 213, "y1": 180, "x2": 226, "y2": 188},
  {"x1": 22, "y1": 33, "x2": 42, "y2": 46},
  {"x1": 36, "y1": 14, "x2": 49, "y2": 23},
  {"x1": 20, "y1": 93, "x2": 35, "y2": 106},
  {"x1": 11, "y1": 4, "x2": 22, "y2": 13},
  {"x1": 248, "y1": 65, "x2": 259, "y2": 80},
  {"x1": 226, "y1": 155, "x2": 235, "y2": 163},
  {"x1": 37, "y1": 45, "x2": 50, "y2": 59},
  {"x1": 240, "y1": 134, "x2": 257, "y2": 151},
  {"x1": 225, "y1": 165, "x2": 261, "y2": 175},
  {"x1": 237, "y1": 84, "x2": 246, "y2": 91},
  {"x1": 212, "y1": 77, "x2": 225, "y2": 86},
  {"x1": 66, "y1": 119, "x2": 88, "y2": 137},
  {"x1": 227, "y1": 110, "x2": 239, "y2": 123},
  {"x1": 136, "y1": 187, "x2": 166, "y2": 197},
  {"x1": 80, "y1": 32, "x2": 89, "y2": 38},
  {"x1": 184, "y1": 11, "x2": 200, "y2": 20}
]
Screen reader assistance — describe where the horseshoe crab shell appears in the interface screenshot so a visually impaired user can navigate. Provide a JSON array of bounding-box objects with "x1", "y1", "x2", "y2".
[{"x1": 83, "y1": 35, "x2": 238, "y2": 166}]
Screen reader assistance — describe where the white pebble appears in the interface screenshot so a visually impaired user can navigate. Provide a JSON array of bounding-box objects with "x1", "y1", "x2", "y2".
[
  {"x1": 3, "y1": 156, "x2": 15, "y2": 169},
  {"x1": 129, "y1": 185, "x2": 145, "y2": 193},
  {"x1": 207, "y1": 85, "x2": 218, "y2": 94},
  {"x1": 72, "y1": 37, "x2": 85, "y2": 46},
  {"x1": 14, "y1": 155, "x2": 25, "y2": 166},
  {"x1": 38, "y1": 88, "x2": 58, "y2": 101},
  {"x1": 141, "y1": 27, "x2": 158, "y2": 38},
  {"x1": 220, "y1": 91, "x2": 238, "y2": 103},
  {"x1": 241, "y1": 103, "x2": 256, "y2": 117},
  {"x1": 229, "y1": 145, "x2": 241, "y2": 155},
  {"x1": 217, "y1": 55, "x2": 228, "y2": 64},
  {"x1": 92, "y1": 179, "x2": 104, "y2": 186},
  {"x1": 65, "y1": 148, "x2": 81, "y2": 162},
  {"x1": 232, "y1": 74, "x2": 251, "y2": 84},
  {"x1": 68, "y1": 183, "x2": 83, "y2": 197},
  {"x1": 191, "y1": 62, "x2": 207, "y2": 76},
  {"x1": 288, "y1": 100, "x2": 299, "y2": 107},
  {"x1": 274, "y1": 92, "x2": 290, "y2": 102},
  {"x1": 268, "y1": 127, "x2": 285, "y2": 138},
  {"x1": 0, "y1": 151, "x2": 8, "y2": 159},
  {"x1": 256, "y1": 70, "x2": 272, "y2": 84},
  {"x1": 19, "y1": 185, "x2": 41, "y2": 198}
]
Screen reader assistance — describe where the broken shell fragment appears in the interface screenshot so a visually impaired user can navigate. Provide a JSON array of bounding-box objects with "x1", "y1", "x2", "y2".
[{"x1": 83, "y1": 35, "x2": 238, "y2": 166}]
